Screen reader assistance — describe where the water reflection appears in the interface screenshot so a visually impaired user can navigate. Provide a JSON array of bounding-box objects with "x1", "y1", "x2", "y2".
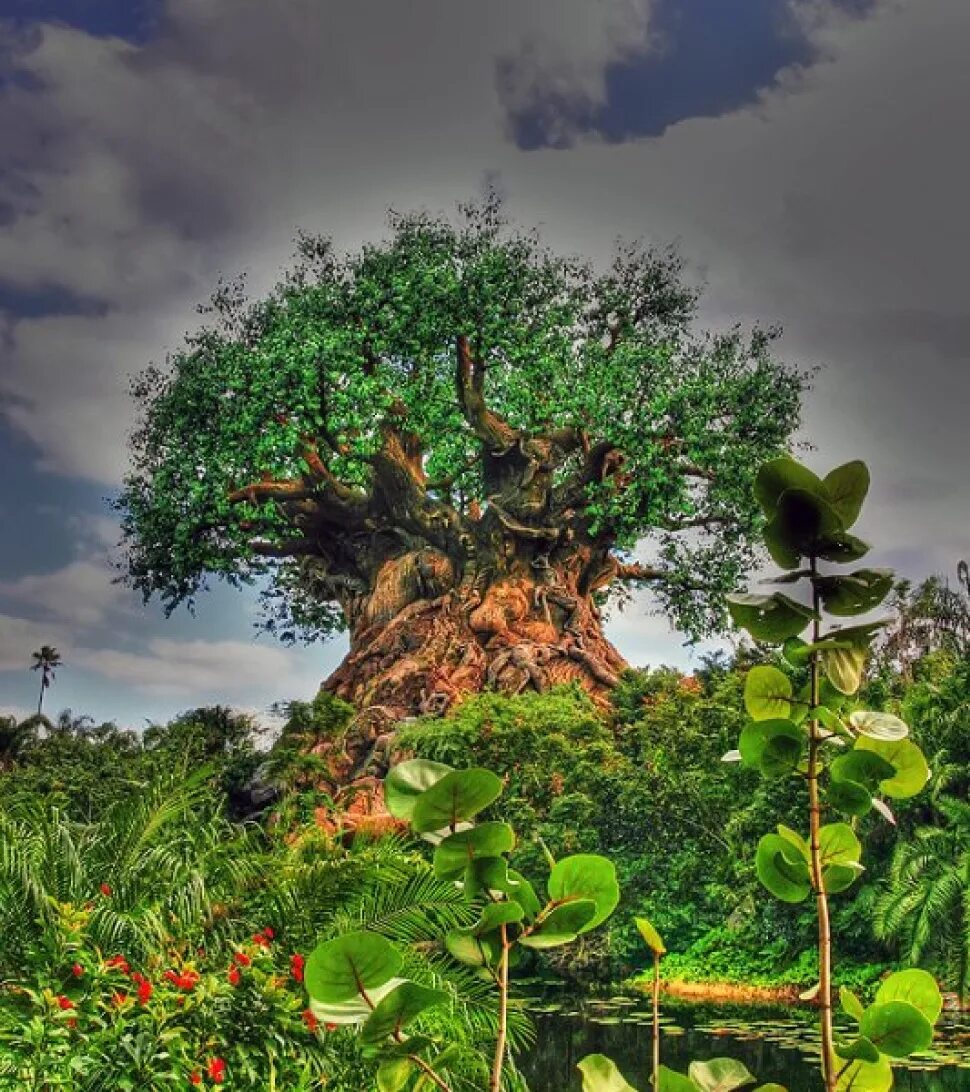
[{"x1": 517, "y1": 996, "x2": 969, "y2": 1091}]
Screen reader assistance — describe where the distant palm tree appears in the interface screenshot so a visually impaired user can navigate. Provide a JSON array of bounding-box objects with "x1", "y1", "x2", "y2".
[{"x1": 30, "y1": 646, "x2": 62, "y2": 717}]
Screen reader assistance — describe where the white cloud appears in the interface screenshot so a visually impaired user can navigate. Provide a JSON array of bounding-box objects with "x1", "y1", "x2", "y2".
[
  {"x1": 75, "y1": 637, "x2": 327, "y2": 702},
  {"x1": 0, "y1": 559, "x2": 130, "y2": 628},
  {"x1": 0, "y1": 612, "x2": 71, "y2": 672}
]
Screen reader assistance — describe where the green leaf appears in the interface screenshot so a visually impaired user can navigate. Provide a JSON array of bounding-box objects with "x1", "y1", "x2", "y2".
[
  {"x1": 815, "y1": 570, "x2": 892, "y2": 616},
  {"x1": 841, "y1": 987, "x2": 865, "y2": 1022},
  {"x1": 433, "y1": 822, "x2": 515, "y2": 880},
  {"x1": 305, "y1": 931, "x2": 403, "y2": 1004},
  {"x1": 834, "y1": 1037, "x2": 880, "y2": 1064},
  {"x1": 775, "y1": 824, "x2": 810, "y2": 862},
  {"x1": 547, "y1": 854, "x2": 620, "y2": 933},
  {"x1": 377, "y1": 1058, "x2": 413, "y2": 1092},
  {"x1": 726, "y1": 593, "x2": 817, "y2": 641},
  {"x1": 744, "y1": 666, "x2": 794, "y2": 721},
  {"x1": 635, "y1": 916, "x2": 666, "y2": 955},
  {"x1": 658, "y1": 1067, "x2": 701, "y2": 1092},
  {"x1": 848, "y1": 711, "x2": 909, "y2": 742},
  {"x1": 384, "y1": 759, "x2": 453, "y2": 820},
  {"x1": 822, "y1": 646, "x2": 866, "y2": 695},
  {"x1": 308, "y1": 977, "x2": 407, "y2": 1025},
  {"x1": 576, "y1": 1054, "x2": 638, "y2": 1092},
  {"x1": 756, "y1": 833, "x2": 811, "y2": 903},
  {"x1": 826, "y1": 778, "x2": 872, "y2": 817},
  {"x1": 775, "y1": 487, "x2": 843, "y2": 554},
  {"x1": 874, "y1": 968, "x2": 943, "y2": 1024},
  {"x1": 463, "y1": 856, "x2": 540, "y2": 918},
  {"x1": 754, "y1": 457, "x2": 826, "y2": 518},
  {"x1": 410, "y1": 768, "x2": 503, "y2": 833},
  {"x1": 519, "y1": 900, "x2": 598, "y2": 949},
  {"x1": 818, "y1": 823, "x2": 862, "y2": 868},
  {"x1": 823, "y1": 461, "x2": 870, "y2": 528},
  {"x1": 855, "y1": 737, "x2": 930, "y2": 799},
  {"x1": 361, "y1": 981, "x2": 449, "y2": 1044},
  {"x1": 764, "y1": 517, "x2": 802, "y2": 569},
  {"x1": 444, "y1": 929, "x2": 498, "y2": 967},
  {"x1": 823, "y1": 863, "x2": 864, "y2": 895},
  {"x1": 739, "y1": 719, "x2": 803, "y2": 776},
  {"x1": 859, "y1": 1000, "x2": 934, "y2": 1057},
  {"x1": 830, "y1": 750, "x2": 896, "y2": 791},
  {"x1": 816, "y1": 533, "x2": 871, "y2": 564},
  {"x1": 834, "y1": 1055, "x2": 892, "y2": 1092},
  {"x1": 687, "y1": 1057, "x2": 757, "y2": 1092}
]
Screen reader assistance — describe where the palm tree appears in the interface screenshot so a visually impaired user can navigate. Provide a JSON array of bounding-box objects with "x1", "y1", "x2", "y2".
[
  {"x1": 874, "y1": 785, "x2": 970, "y2": 1003},
  {"x1": 29, "y1": 645, "x2": 62, "y2": 717}
]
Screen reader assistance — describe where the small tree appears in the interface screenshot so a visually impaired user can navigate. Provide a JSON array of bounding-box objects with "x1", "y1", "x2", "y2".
[{"x1": 30, "y1": 645, "x2": 61, "y2": 718}]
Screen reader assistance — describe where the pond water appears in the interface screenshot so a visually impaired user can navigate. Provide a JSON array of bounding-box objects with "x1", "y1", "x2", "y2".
[{"x1": 516, "y1": 992, "x2": 970, "y2": 1091}]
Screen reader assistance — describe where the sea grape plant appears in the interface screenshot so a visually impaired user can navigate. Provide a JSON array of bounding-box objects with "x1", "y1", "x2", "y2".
[
  {"x1": 303, "y1": 759, "x2": 621, "y2": 1091},
  {"x1": 723, "y1": 456, "x2": 939, "y2": 1092}
]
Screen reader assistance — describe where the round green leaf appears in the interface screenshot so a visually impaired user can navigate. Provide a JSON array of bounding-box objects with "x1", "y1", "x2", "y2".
[
  {"x1": 830, "y1": 750, "x2": 896, "y2": 791},
  {"x1": 433, "y1": 822, "x2": 515, "y2": 880},
  {"x1": 410, "y1": 768, "x2": 503, "y2": 833},
  {"x1": 726, "y1": 593, "x2": 817, "y2": 641},
  {"x1": 658, "y1": 1067, "x2": 701, "y2": 1092},
  {"x1": 823, "y1": 862, "x2": 864, "y2": 895},
  {"x1": 823, "y1": 461, "x2": 870, "y2": 528},
  {"x1": 519, "y1": 899, "x2": 598, "y2": 949},
  {"x1": 739, "y1": 719, "x2": 803, "y2": 776},
  {"x1": 377, "y1": 1057, "x2": 413, "y2": 1092},
  {"x1": 834, "y1": 1055, "x2": 892, "y2": 1092},
  {"x1": 305, "y1": 931, "x2": 403, "y2": 1004},
  {"x1": 634, "y1": 916, "x2": 666, "y2": 955},
  {"x1": 818, "y1": 823, "x2": 862, "y2": 867},
  {"x1": 816, "y1": 532, "x2": 871, "y2": 564},
  {"x1": 547, "y1": 854, "x2": 619, "y2": 932},
  {"x1": 756, "y1": 833, "x2": 811, "y2": 903},
  {"x1": 848, "y1": 711, "x2": 909, "y2": 742},
  {"x1": 823, "y1": 646, "x2": 866, "y2": 695},
  {"x1": 859, "y1": 1000, "x2": 934, "y2": 1057},
  {"x1": 308, "y1": 976, "x2": 407, "y2": 1025},
  {"x1": 840, "y1": 987, "x2": 865, "y2": 1022},
  {"x1": 775, "y1": 823, "x2": 810, "y2": 862},
  {"x1": 815, "y1": 570, "x2": 892, "y2": 616},
  {"x1": 384, "y1": 759, "x2": 453, "y2": 820},
  {"x1": 856, "y1": 737, "x2": 930, "y2": 799},
  {"x1": 688, "y1": 1057, "x2": 757, "y2": 1092},
  {"x1": 776, "y1": 487, "x2": 843, "y2": 554},
  {"x1": 874, "y1": 968, "x2": 943, "y2": 1024},
  {"x1": 834, "y1": 1037, "x2": 880, "y2": 1064},
  {"x1": 827, "y1": 778, "x2": 872, "y2": 817},
  {"x1": 755, "y1": 457, "x2": 826, "y2": 518},
  {"x1": 764, "y1": 517, "x2": 802, "y2": 569},
  {"x1": 576, "y1": 1055, "x2": 638, "y2": 1092},
  {"x1": 444, "y1": 928, "x2": 498, "y2": 966},
  {"x1": 361, "y1": 981, "x2": 449, "y2": 1044},
  {"x1": 744, "y1": 666, "x2": 794, "y2": 721}
]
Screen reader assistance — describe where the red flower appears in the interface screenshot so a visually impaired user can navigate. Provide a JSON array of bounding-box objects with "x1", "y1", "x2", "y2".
[
  {"x1": 164, "y1": 969, "x2": 200, "y2": 990},
  {"x1": 71, "y1": 963, "x2": 84, "y2": 978},
  {"x1": 66, "y1": 1017, "x2": 77, "y2": 1030},
  {"x1": 301, "y1": 1007, "x2": 319, "y2": 1033},
  {"x1": 227, "y1": 966, "x2": 241, "y2": 987},
  {"x1": 111, "y1": 991, "x2": 129, "y2": 1006},
  {"x1": 232, "y1": 951, "x2": 251, "y2": 967},
  {"x1": 251, "y1": 932, "x2": 270, "y2": 948},
  {"x1": 262, "y1": 926, "x2": 275, "y2": 939},
  {"x1": 105, "y1": 954, "x2": 130, "y2": 975},
  {"x1": 55, "y1": 994, "x2": 74, "y2": 1010},
  {"x1": 189, "y1": 1073, "x2": 202, "y2": 1087},
  {"x1": 290, "y1": 952, "x2": 305, "y2": 982},
  {"x1": 99, "y1": 883, "x2": 112, "y2": 897},
  {"x1": 207, "y1": 1057, "x2": 226, "y2": 1084},
  {"x1": 135, "y1": 977, "x2": 152, "y2": 1005}
]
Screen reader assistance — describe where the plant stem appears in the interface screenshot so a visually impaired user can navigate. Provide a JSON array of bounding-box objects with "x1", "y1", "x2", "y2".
[
  {"x1": 408, "y1": 1054, "x2": 454, "y2": 1092},
  {"x1": 808, "y1": 554, "x2": 836, "y2": 1092},
  {"x1": 651, "y1": 950, "x2": 661, "y2": 1089},
  {"x1": 490, "y1": 924, "x2": 510, "y2": 1092}
]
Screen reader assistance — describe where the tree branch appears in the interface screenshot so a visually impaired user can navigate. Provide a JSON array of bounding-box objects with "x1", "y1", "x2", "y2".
[{"x1": 455, "y1": 335, "x2": 518, "y2": 452}]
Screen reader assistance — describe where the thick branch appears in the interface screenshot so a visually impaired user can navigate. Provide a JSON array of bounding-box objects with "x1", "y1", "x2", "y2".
[
  {"x1": 613, "y1": 560, "x2": 706, "y2": 591},
  {"x1": 228, "y1": 480, "x2": 315, "y2": 505},
  {"x1": 455, "y1": 335, "x2": 518, "y2": 451}
]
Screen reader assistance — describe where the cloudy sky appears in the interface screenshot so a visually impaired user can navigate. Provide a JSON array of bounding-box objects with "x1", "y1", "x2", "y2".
[{"x1": 0, "y1": 0, "x2": 966, "y2": 728}]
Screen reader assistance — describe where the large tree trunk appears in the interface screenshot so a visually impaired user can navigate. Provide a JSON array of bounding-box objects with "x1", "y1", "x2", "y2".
[{"x1": 320, "y1": 535, "x2": 627, "y2": 741}]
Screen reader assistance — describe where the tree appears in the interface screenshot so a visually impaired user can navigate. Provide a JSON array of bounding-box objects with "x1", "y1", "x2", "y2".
[
  {"x1": 29, "y1": 645, "x2": 61, "y2": 717},
  {"x1": 116, "y1": 193, "x2": 804, "y2": 724}
]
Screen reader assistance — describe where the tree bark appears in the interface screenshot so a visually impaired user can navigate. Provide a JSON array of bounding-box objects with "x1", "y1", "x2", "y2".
[{"x1": 321, "y1": 534, "x2": 628, "y2": 730}]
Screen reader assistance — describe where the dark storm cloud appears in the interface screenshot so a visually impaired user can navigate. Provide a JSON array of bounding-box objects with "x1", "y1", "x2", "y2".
[{"x1": 499, "y1": 0, "x2": 880, "y2": 148}]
